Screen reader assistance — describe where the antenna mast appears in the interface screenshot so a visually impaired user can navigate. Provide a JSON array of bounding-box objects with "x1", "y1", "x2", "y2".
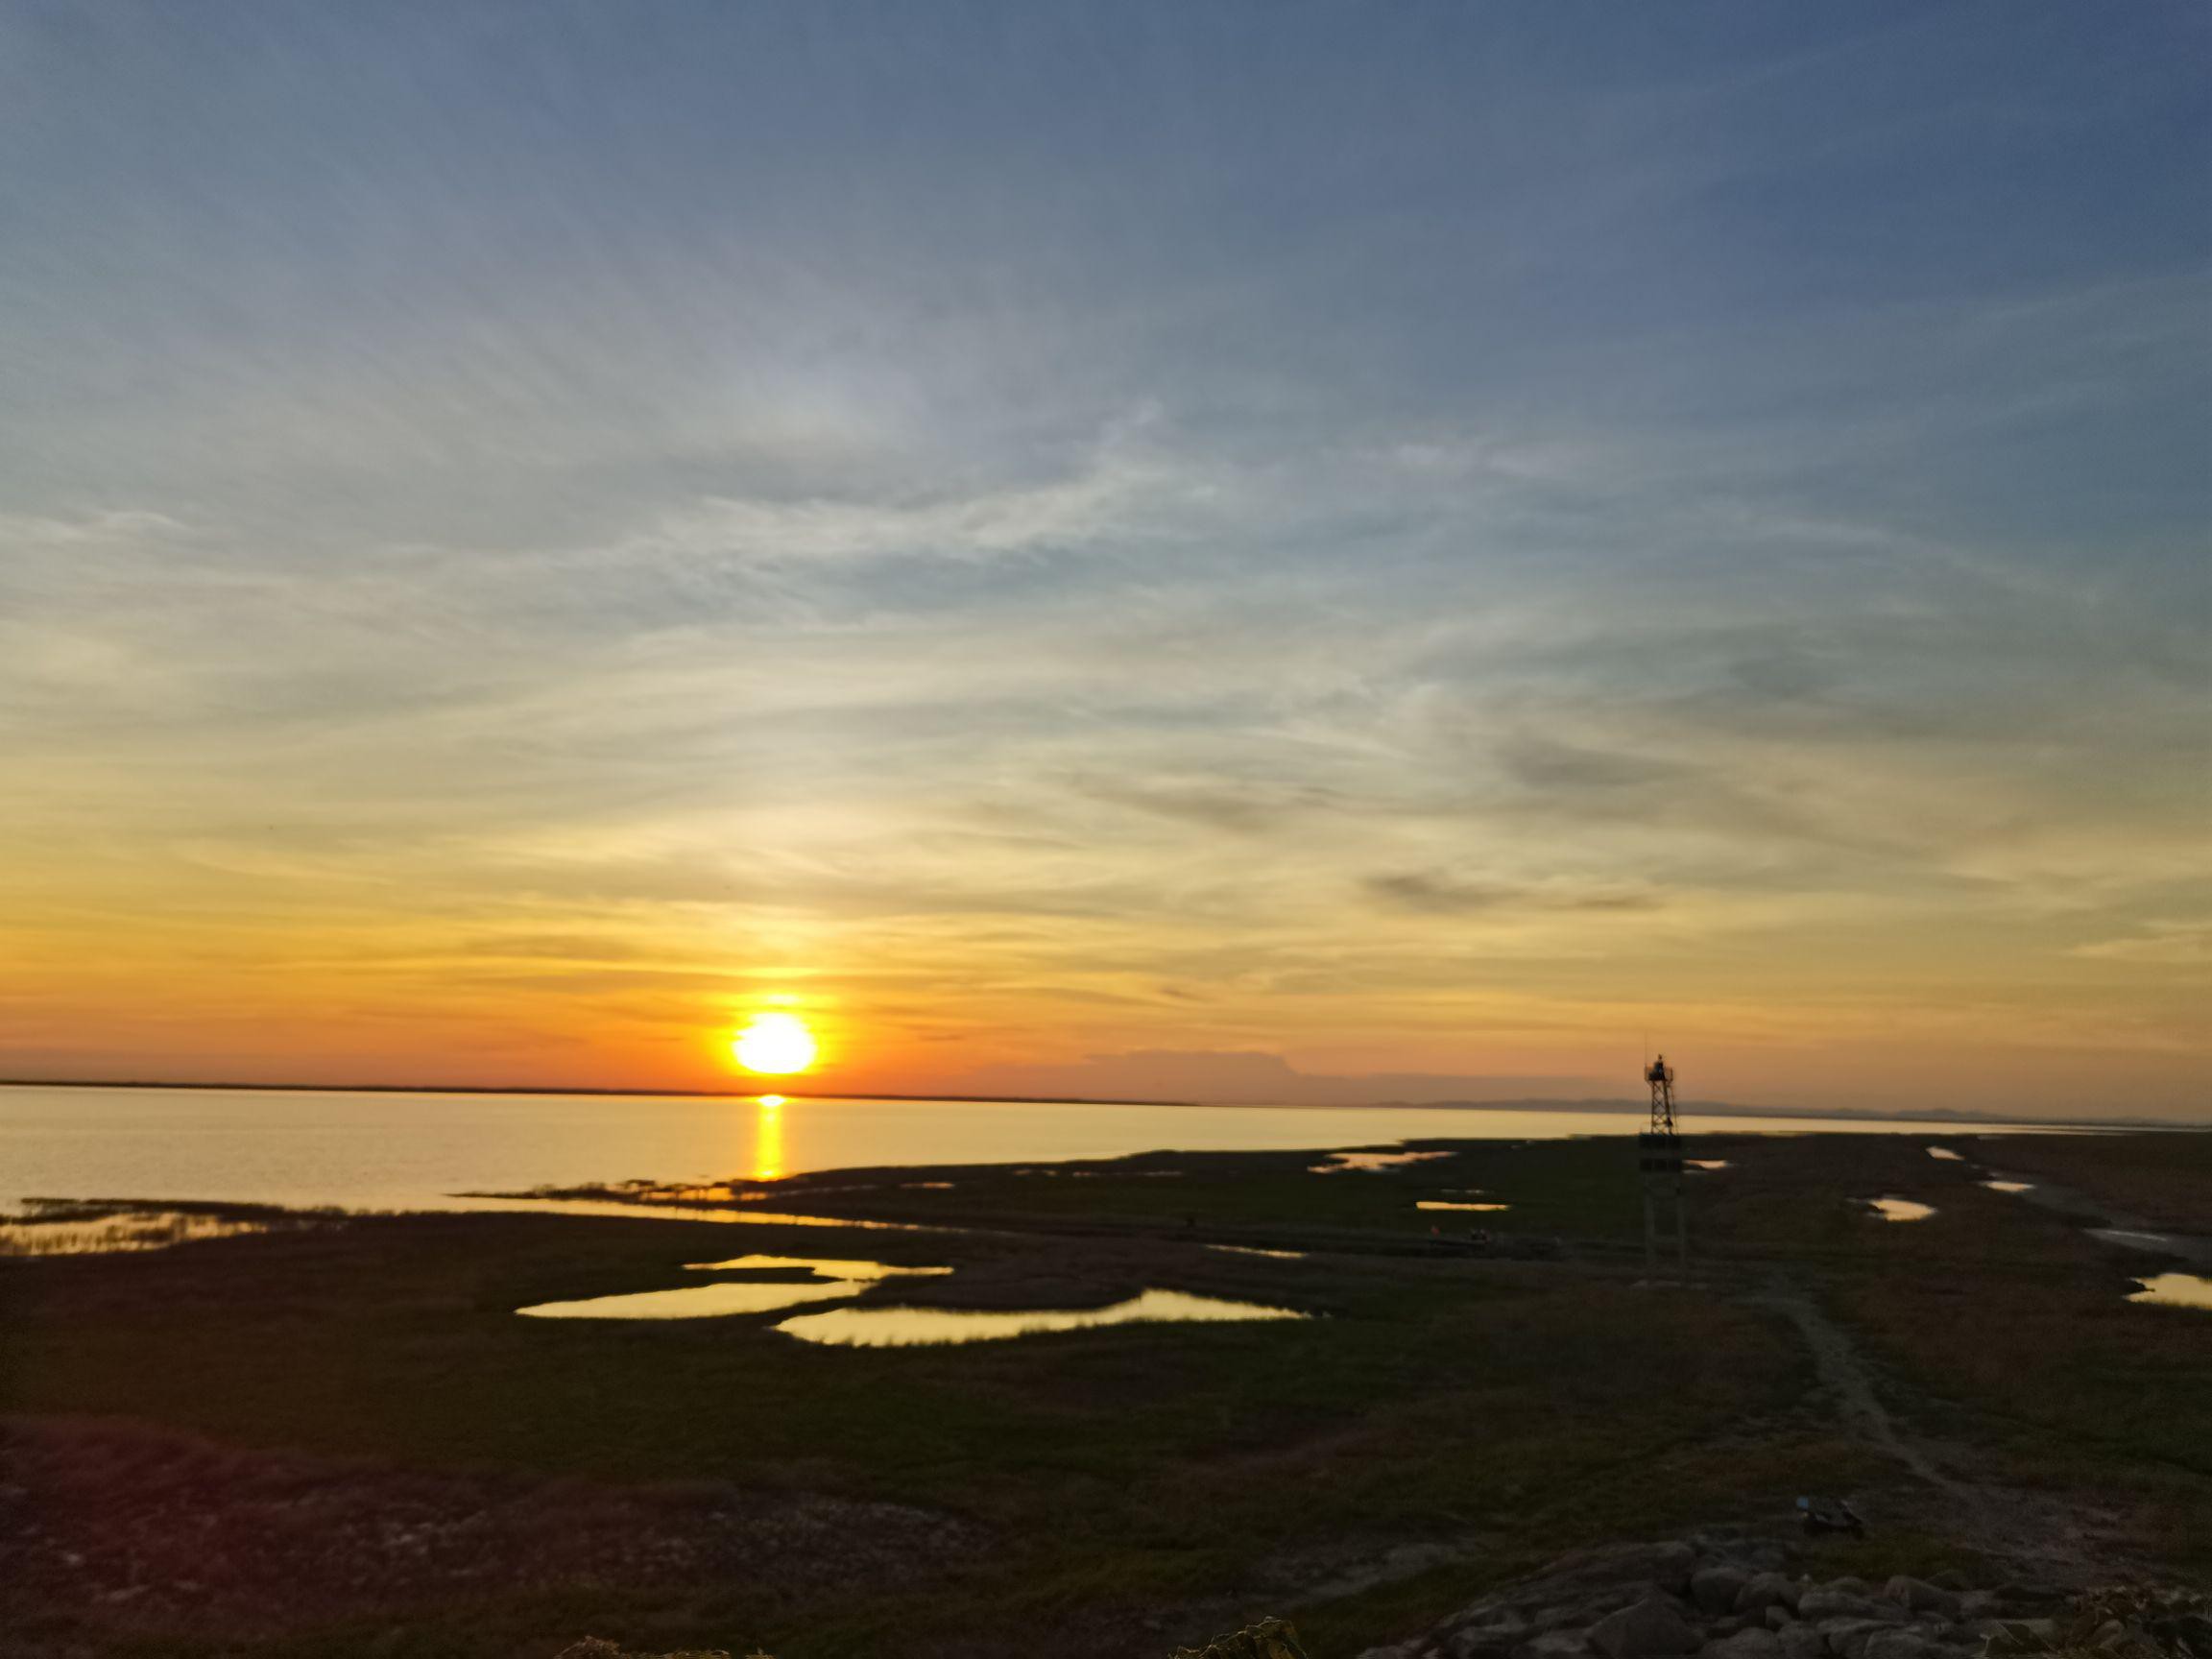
[
  {"x1": 1646, "y1": 1054, "x2": 1676, "y2": 1136},
  {"x1": 1637, "y1": 1053, "x2": 1688, "y2": 1278}
]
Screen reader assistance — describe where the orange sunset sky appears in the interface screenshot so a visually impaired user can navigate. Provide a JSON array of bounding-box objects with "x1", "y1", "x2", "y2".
[{"x1": 3, "y1": 8, "x2": 2207, "y2": 1119}]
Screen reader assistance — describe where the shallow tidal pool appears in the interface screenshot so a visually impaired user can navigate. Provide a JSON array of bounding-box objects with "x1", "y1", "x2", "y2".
[
  {"x1": 1863, "y1": 1196, "x2": 1936, "y2": 1222},
  {"x1": 2127, "y1": 1273, "x2": 2212, "y2": 1312},
  {"x1": 776, "y1": 1288, "x2": 1310, "y2": 1346},
  {"x1": 517, "y1": 1255, "x2": 950, "y2": 1320},
  {"x1": 1311, "y1": 1149, "x2": 1451, "y2": 1173}
]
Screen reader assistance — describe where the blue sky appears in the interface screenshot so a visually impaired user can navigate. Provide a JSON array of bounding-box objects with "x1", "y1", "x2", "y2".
[{"x1": 2, "y1": 2, "x2": 2207, "y2": 1112}]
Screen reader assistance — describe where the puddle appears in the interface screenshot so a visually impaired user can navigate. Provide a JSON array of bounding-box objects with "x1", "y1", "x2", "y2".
[
  {"x1": 1416, "y1": 1200, "x2": 1510, "y2": 1213},
  {"x1": 0, "y1": 1205, "x2": 278, "y2": 1256},
  {"x1": 777, "y1": 1288, "x2": 1308, "y2": 1346},
  {"x1": 1057, "y1": 1168, "x2": 1180, "y2": 1180},
  {"x1": 1208, "y1": 1244, "x2": 1306, "y2": 1261},
  {"x1": 1687, "y1": 1159, "x2": 1731, "y2": 1171},
  {"x1": 2092, "y1": 1228, "x2": 2185, "y2": 1254},
  {"x1": 1312, "y1": 1150, "x2": 1451, "y2": 1174},
  {"x1": 902, "y1": 1181, "x2": 955, "y2": 1190},
  {"x1": 1926, "y1": 1147, "x2": 1964, "y2": 1162},
  {"x1": 517, "y1": 1256, "x2": 949, "y2": 1320},
  {"x1": 1863, "y1": 1196, "x2": 1936, "y2": 1222},
  {"x1": 2127, "y1": 1273, "x2": 2212, "y2": 1311},
  {"x1": 682, "y1": 1253, "x2": 939, "y2": 1280},
  {"x1": 466, "y1": 1196, "x2": 937, "y2": 1232},
  {"x1": 1981, "y1": 1180, "x2": 2033, "y2": 1194}
]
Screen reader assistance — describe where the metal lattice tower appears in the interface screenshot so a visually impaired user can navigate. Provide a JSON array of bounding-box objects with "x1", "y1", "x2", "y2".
[
  {"x1": 1637, "y1": 1054, "x2": 1688, "y2": 1277},
  {"x1": 1646, "y1": 1055, "x2": 1677, "y2": 1135}
]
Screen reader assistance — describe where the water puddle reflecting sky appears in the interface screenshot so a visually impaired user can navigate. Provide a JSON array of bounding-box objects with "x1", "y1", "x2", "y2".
[
  {"x1": 1864, "y1": 1196, "x2": 1936, "y2": 1221},
  {"x1": 682, "y1": 1253, "x2": 934, "y2": 1280},
  {"x1": 777, "y1": 1288, "x2": 1308, "y2": 1346},
  {"x1": 1926, "y1": 1147, "x2": 1964, "y2": 1162},
  {"x1": 2092, "y1": 1227, "x2": 2184, "y2": 1253},
  {"x1": 466, "y1": 1195, "x2": 936, "y2": 1232},
  {"x1": 2127, "y1": 1273, "x2": 2212, "y2": 1311},
  {"x1": 1208, "y1": 1243, "x2": 1306, "y2": 1260},
  {"x1": 1687, "y1": 1159, "x2": 1731, "y2": 1171},
  {"x1": 1416, "y1": 1199, "x2": 1510, "y2": 1212},
  {"x1": 1311, "y1": 1150, "x2": 1451, "y2": 1174},
  {"x1": 517, "y1": 1255, "x2": 950, "y2": 1320},
  {"x1": 0, "y1": 1206, "x2": 277, "y2": 1256},
  {"x1": 1981, "y1": 1180, "x2": 2033, "y2": 1193}
]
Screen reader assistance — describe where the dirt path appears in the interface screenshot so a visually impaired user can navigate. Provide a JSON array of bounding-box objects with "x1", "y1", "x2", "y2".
[
  {"x1": 1747, "y1": 1274, "x2": 1973, "y2": 1503},
  {"x1": 1741, "y1": 1273, "x2": 2185, "y2": 1585}
]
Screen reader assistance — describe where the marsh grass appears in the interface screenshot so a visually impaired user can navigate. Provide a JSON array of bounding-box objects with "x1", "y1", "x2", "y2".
[{"x1": 5, "y1": 1132, "x2": 2208, "y2": 1655}]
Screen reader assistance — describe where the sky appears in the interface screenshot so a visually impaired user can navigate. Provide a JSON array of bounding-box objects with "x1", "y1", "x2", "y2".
[{"x1": 2, "y1": 2, "x2": 2207, "y2": 1117}]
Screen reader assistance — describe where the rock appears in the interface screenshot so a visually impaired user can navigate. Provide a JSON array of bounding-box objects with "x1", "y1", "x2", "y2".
[
  {"x1": 1776, "y1": 1628, "x2": 1824, "y2": 1659},
  {"x1": 1764, "y1": 1609, "x2": 1795, "y2": 1633},
  {"x1": 1738, "y1": 1575, "x2": 1802, "y2": 1617},
  {"x1": 1709, "y1": 1619, "x2": 1748, "y2": 1639},
  {"x1": 1510, "y1": 1634, "x2": 1593, "y2": 1659},
  {"x1": 1927, "y1": 1572, "x2": 1969, "y2": 1594},
  {"x1": 1452, "y1": 1623, "x2": 1534, "y2": 1659},
  {"x1": 1956, "y1": 1594, "x2": 1998, "y2": 1622},
  {"x1": 1861, "y1": 1634, "x2": 1938, "y2": 1659},
  {"x1": 1991, "y1": 1583, "x2": 2065, "y2": 1610},
  {"x1": 1698, "y1": 1629, "x2": 1782, "y2": 1659},
  {"x1": 1590, "y1": 1597, "x2": 1701, "y2": 1659},
  {"x1": 1695, "y1": 1570, "x2": 1754, "y2": 1616},
  {"x1": 1798, "y1": 1595, "x2": 1906, "y2": 1626},
  {"x1": 2164, "y1": 1615, "x2": 2212, "y2": 1654},
  {"x1": 1822, "y1": 1579, "x2": 1872, "y2": 1599},
  {"x1": 1533, "y1": 1606, "x2": 1597, "y2": 1634},
  {"x1": 1356, "y1": 1647, "x2": 1428, "y2": 1659},
  {"x1": 1882, "y1": 1578, "x2": 1961, "y2": 1621},
  {"x1": 1651, "y1": 1544, "x2": 1699, "y2": 1597},
  {"x1": 1449, "y1": 1628, "x2": 1514, "y2": 1659},
  {"x1": 1817, "y1": 1619, "x2": 1902, "y2": 1659}
]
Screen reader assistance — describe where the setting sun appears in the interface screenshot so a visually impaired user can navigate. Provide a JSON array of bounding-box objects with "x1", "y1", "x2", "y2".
[{"x1": 732, "y1": 1013, "x2": 818, "y2": 1076}]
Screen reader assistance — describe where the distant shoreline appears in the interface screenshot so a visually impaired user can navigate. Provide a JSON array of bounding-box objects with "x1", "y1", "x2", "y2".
[{"x1": 0, "y1": 1075, "x2": 2194, "y2": 1130}]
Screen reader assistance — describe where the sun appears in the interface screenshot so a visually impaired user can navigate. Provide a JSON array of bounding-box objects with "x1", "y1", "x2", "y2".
[{"x1": 732, "y1": 1012, "x2": 818, "y2": 1076}]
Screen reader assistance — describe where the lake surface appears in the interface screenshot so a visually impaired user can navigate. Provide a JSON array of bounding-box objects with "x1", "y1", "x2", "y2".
[{"x1": 0, "y1": 1083, "x2": 2060, "y2": 1215}]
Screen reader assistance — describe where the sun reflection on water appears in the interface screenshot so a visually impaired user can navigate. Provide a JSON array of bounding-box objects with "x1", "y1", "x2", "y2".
[{"x1": 753, "y1": 1094, "x2": 784, "y2": 1183}]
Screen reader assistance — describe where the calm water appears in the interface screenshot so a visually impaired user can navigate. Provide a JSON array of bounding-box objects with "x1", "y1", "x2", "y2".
[
  {"x1": 778, "y1": 1288, "x2": 1307, "y2": 1346},
  {"x1": 2128, "y1": 1273, "x2": 2212, "y2": 1312},
  {"x1": 1864, "y1": 1195, "x2": 1936, "y2": 1222},
  {"x1": 1, "y1": 1083, "x2": 2058, "y2": 1215},
  {"x1": 517, "y1": 1254, "x2": 952, "y2": 1322},
  {"x1": 511, "y1": 1248, "x2": 1306, "y2": 1342}
]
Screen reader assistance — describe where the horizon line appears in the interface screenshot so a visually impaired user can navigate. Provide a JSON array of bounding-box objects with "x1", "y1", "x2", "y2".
[{"x1": 0, "y1": 1075, "x2": 2194, "y2": 1130}]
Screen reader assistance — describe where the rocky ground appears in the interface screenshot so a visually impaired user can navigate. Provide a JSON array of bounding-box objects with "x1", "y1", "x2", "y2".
[
  {"x1": 548, "y1": 1539, "x2": 2210, "y2": 1659},
  {"x1": 0, "y1": 1416, "x2": 986, "y2": 1651},
  {"x1": 1349, "y1": 1535, "x2": 2208, "y2": 1659}
]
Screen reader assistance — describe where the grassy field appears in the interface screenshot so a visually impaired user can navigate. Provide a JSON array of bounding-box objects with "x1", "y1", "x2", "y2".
[{"x1": 3, "y1": 1128, "x2": 2206, "y2": 1657}]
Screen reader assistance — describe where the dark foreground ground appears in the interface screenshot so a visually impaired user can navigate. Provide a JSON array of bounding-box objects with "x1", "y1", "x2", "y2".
[{"x1": 2, "y1": 1128, "x2": 2206, "y2": 1657}]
